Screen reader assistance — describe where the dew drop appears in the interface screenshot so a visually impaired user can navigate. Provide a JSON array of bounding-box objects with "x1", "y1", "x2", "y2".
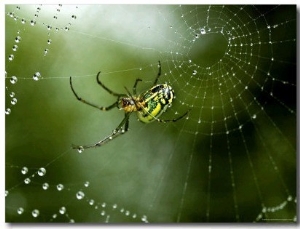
[
  {"x1": 8, "y1": 12, "x2": 14, "y2": 17},
  {"x1": 102, "y1": 202, "x2": 106, "y2": 208},
  {"x1": 30, "y1": 20, "x2": 36, "y2": 26},
  {"x1": 101, "y1": 210, "x2": 105, "y2": 216},
  {"x1": 8, "y1": 54, "x2": 14, "y2": 61},
  {"x1": 71, "y1": 15, "x2": 77, "y2": 19},
  {"x1": 112, "y1": 204, "x2": 117, "y2": 209},
  {"x1": 89, "y1": 199, "x2": 95, "y2": 205},
  {"x1": 5, "y1": 108, "x2": 11, "y2": 115},
  {"x1": 21, "y1": 18, "x2": 26, "y2": 24},
  {"x1": 32, "y1": 209, "x2": 40, "y2": 218},
  {"x1": 24, "y1": 178, "x2": 31, "y2": 184},
  {"x1": 42, "y1": 182, "x2": 49, "y2": 190},
  {"x1": 47, "y1": 39, "x2": 52, "y2": 44},
  {"x1": 15, "y1": 36, "x2": 21, "y2": 43},
  {"x1": 44, "y1": 49, "x2": 49, "y2": 56},
  {"x1": 10, "y1": 92, "x2": 15, "y2": 98},
  {"x1": 38, "y1": 167, "x2": 46, "y2": 176},
  {"x1": 59, "y1": 206, "x2": 66, "y2": 214},
  {"x1": 64, "y1": 26, "x2": 70, "y2": 31},
  {"x1": 11, "y1": 98, "x2": 17, "y2": 105},
  {"x1": 141, "y1": 215, "x2": 148, "y2": 222},
  {"x1": 84, "y1": 181, "x2": 90, "y2": 187},
  {"x1": 57, "y1": 183, "x2": 64, "y2": 191},
  {"x1": 33, "y1": 72, "x2": 41, "y2": 81},
  {"x1": 77, "y1": 146, "x2": 84, "y2": 153},
  {"x1": 252, "y1": 114, "x2": 257, "y2": 119},
  {"x1": 125, "y1": 210, "x2": 130, "y2": 216},
  {"x1": 76, "y1": 191, "x2": 85, "y2": 200},
  {"x1": 21, "y1": 166, "x2": 28, "y2": 174},
  {"x1": 12, "y1": 45, "x2": 18, "y2": 51},
  {"x1": 10, "y1": 76, "x2": 18, "y2": 84},
  {"x1": 200, "y1": 28, "x2": 206, "y2": 34},
  {"x1": 5, "y1": 190, "x2": 9, "y2": 197},
  {"x1": 17, "y1": 207, "x2": 24, "y2": 215}
]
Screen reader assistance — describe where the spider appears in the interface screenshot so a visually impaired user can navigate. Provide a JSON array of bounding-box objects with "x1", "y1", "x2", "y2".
[{"x1": 70, "y1": 61, "x2": 189, "y2": 152}]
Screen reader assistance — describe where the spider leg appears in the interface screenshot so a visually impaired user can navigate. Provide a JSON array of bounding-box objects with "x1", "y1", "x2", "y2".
[
  {"x1": 153, "y1": 61, "x2": 161, "y2": 86},
  {"x1": 142, "y1": 107, "x2": 190, "y2": 123},
  {"x1": 96, "y1": 71, "x2": 127, "y2": 97},
  {"x1": 72, "y1": 113, "x2": 131, "y2": 151},
  {"x1": 154, "y1": 109, "x2": 190, "y2": 123},
  {"x1": 70, "y1": 77, "x2": 119, "y2": 111},
  {"x1": 133, "y1": 78, "x2": 142, "y2": 95}
]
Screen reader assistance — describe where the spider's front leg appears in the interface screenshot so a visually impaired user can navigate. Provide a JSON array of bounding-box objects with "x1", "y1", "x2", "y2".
[{"x1": 72, "y1": 113, "x2": 130, "y2": 152}]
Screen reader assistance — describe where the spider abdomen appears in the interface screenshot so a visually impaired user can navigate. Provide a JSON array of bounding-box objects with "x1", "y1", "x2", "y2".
[{"x1": 137, "y1": 84, "x2": 174, "y2": 123}]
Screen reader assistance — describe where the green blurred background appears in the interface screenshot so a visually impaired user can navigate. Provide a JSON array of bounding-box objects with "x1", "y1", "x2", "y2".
[{"x1": 5, "y1": 5, "x2": 296, "y2": 223}]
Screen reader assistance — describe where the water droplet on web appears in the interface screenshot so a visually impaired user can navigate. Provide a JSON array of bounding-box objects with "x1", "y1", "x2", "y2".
[
  {"x1": 76, "y1": 191, "x2": 85, "y2": 200},
  {"x1": 89, "y1": 199, "x2": 95, "y2": 205},
  {"x1": 57, "y1": 184, "x2": 64, "y2": 191},
  {"x1": 21, "y1": 18, "x2": 26, "y2": 24},
  {"x1": 10, "y1": 76, "x2": 18, "y2": 84},
  {"x1": 5, "y1": 190, "x2": 9, "y2": 197},
  {"x1": 15, "y1": 36, "x2": 21, "y2": 43},
  {"x1": 252, "y1": 114, "x2": 257, "y2": 119},
  {"x1": 200, "y1": 28, "x2": 206, "y2": 34},
  {"x1": 192, "y1": 70, "x2": 197, "y2": 75},
  {"x1": 17, "y1": 207, "x2": 24, "y2": 215},
  {"x1": 77, "y1": 146, "x2": 84, "y2": 153},
  {"x1": 64, "y1": 26, "x2": 70, "y2": 31},
  {"x1": 84, "y1": 181, "x2": 90, "y2": 187},
  {"x1": 125, "y1": 210, "x2": 130, "y2": 216},
  {"x1": 71, "y1": 15, "x2": 77, "y2": 19},
  {"x1": 101, "y1": 210, "x2": 105, "y2": 216},
  {"x1": 9, "y1": 91, "x2": 16, "y2": 98},
  {"x1": 141, "y1": 215, "x2": 148, "y2": 222},
  {"x1": 33, "y1": 72, "x2": 41, "y2": 81},
  {"x1": 32, "y1": 209, "x2": 40, "y2": 217},
  {"x1": 8, "y1": 54, "x2": 14, "y2": 61},
  {"x1": 47, "y1": 39, "x2": 52, "y2": 44},
  {"x1": 42, "y1": 182, "x2": 49, "y2": 190},
  {"x1": 5, "y1": 108, "x2": 11, "y2": 115},
  {"x1": 30, "y1": 20, "x2": 36, "y2": 26},
  {"x1": 38, "y1": 167, "x2": 46, "y2": 176},
  {"x1": 59, "y1": 206, "x2": 66, "y2": 214},
  {"x1": 24, "y1": 178, "x2": 31, "y2": 184},
  {"x1": 102, "y1": 202, "x2": 106, "y2": 208},
  {"x1": 112, "y1": 204, "x2": 117, "y2": 209},
  {"x1": 11, "y1": 98, "x2": 17, "y2": 105},
  {"x1": 12, "y1": 45, "x2": 18, "y2": 51},
  {"x1": 44, "y1": 49, "x2": 49, "y2": 56},
  {"x1": 21, "y1": 166, "x2": 28, "y2": 174}
]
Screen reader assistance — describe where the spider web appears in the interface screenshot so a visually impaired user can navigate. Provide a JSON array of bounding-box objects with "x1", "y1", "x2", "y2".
[{"x1": 4, "y1": 4, "x2": 297, "y2": 223}]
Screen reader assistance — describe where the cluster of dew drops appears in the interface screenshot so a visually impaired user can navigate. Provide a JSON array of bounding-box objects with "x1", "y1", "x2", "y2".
[
  {"x1": 6, "y1": 166, "x2": 149, "y2": 223},
  {"x1": 7, "y1": 5, "x2": 78, "y2": 115}
]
